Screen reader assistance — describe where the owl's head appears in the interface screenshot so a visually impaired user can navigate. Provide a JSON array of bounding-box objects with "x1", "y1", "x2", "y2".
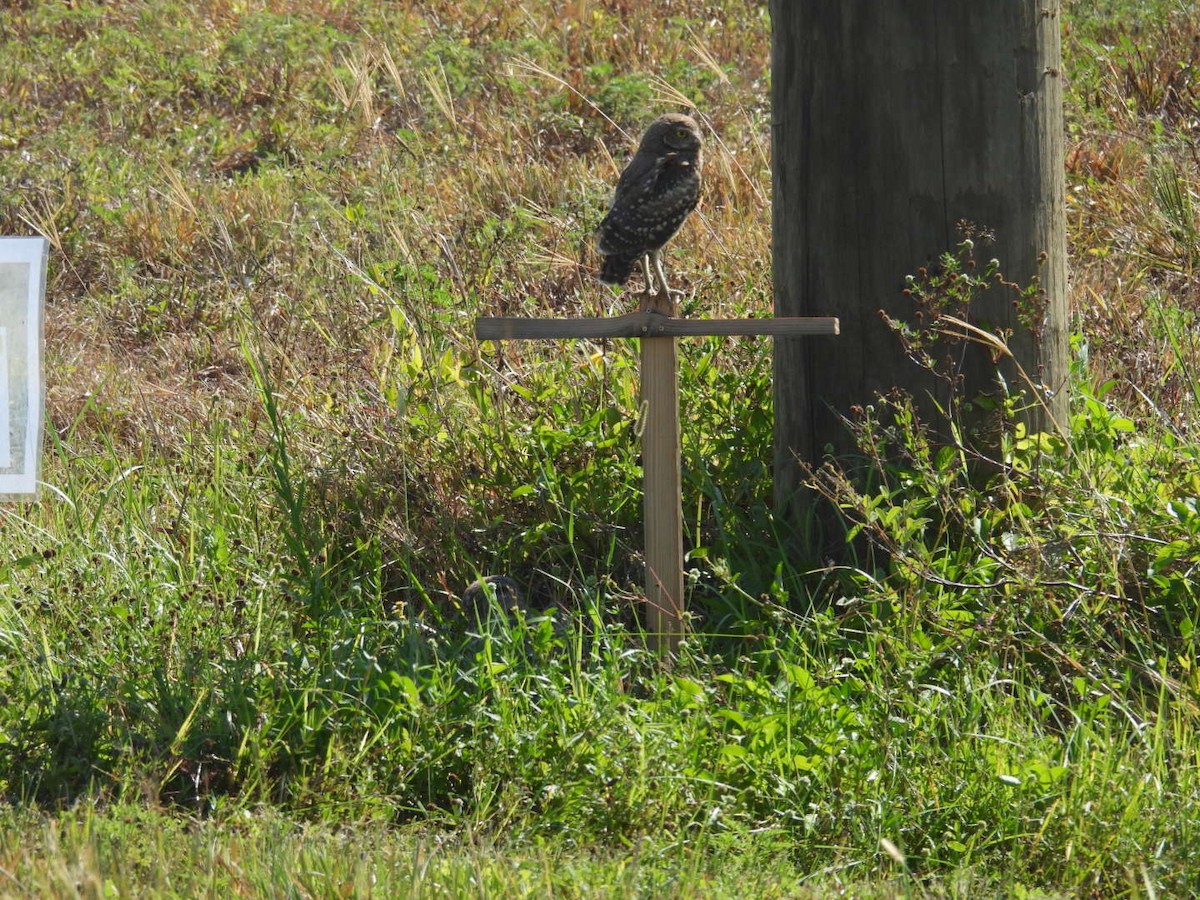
[{"x1": 641, "y1": 113, "x2": 703, "y2": 154}]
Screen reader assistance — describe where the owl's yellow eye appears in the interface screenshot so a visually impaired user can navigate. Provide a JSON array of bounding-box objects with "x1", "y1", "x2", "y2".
[{"x1": 674, "y1": 127, "x2": 690, "y2": 138}]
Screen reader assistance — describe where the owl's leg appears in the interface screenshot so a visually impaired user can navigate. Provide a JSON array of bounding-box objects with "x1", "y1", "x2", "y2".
[
  {"x1": 643, "y1": 251, "x2": 678, "y2": 315},
  {"x1": 638, "y1": 254, "x2": 656, "y2": 311},
  {"x1": 651, "y1": 251, "x2": 672, "y2": 299}
]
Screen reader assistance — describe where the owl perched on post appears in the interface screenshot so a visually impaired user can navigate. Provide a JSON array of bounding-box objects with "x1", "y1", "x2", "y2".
[{"x1": 595, "y1": 113, "x2": 703, "y2": 303}]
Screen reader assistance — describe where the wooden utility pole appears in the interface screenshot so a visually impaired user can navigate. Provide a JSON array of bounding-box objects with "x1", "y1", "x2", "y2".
[
  {"x1": 770, "y1": 3, "x2": 1069, "y2": 533},
  {"x1": 477, "y1": 295, "x2": 837, "y2": 653}
]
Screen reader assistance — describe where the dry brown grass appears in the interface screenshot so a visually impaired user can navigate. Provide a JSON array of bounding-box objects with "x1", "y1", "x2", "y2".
[{"x1": 1065, "y1": 3, "x2": 1200, "y2": 413}]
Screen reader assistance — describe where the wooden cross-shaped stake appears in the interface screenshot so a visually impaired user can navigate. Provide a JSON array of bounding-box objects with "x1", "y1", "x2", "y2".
[{"x1": 476, "y1": 291, "x2": 839, "y2": 654}]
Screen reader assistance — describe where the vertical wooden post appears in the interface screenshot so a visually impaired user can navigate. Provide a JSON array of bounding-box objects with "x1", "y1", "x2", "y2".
[
  {"x1": 639, "y1": 293, "x2": 684, "y2": 653},
  {"x1": 770, "y1": 1, "x2": 1068, "y2": 541}
]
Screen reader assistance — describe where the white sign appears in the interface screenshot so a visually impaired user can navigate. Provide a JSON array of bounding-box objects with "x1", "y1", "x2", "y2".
[{"x1": 0, "y1": 237, "x2": 46, "y2": 499}]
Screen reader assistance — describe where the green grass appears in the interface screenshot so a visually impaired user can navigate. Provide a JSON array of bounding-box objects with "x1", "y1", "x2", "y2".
[{"x1": 2, "y1": 0, "x2": 1200, "y2": 895}]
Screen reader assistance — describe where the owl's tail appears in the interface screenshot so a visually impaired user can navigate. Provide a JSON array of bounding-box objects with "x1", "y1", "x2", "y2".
[{"x1": 598, "y1": 252, "x2": 639, "y2": 286}]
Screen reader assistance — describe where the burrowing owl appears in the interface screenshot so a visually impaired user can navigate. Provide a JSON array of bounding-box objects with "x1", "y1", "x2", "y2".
[
  {"x1": 462, "y1": 574, "x2": 524, "y2": 619},
  {"x1": 595, "y1": 113, "x2": 703, "y2": 302}
]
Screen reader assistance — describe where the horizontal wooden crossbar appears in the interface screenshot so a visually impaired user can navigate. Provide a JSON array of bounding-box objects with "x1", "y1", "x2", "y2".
[{"x1": 475, "y1": 312, "x2": 840, "y2": 341}]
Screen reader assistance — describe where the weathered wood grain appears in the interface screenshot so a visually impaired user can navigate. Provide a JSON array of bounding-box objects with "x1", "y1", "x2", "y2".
[
  {"x1": 640, "y1": 336, "x2": 684, "y2": 650},
  {"x1": 770, "y1": 1, "x2": 1068, "y2": 534},
  {"x1": 476, "y1": 313, "x2": 839, "y2": 341}
]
